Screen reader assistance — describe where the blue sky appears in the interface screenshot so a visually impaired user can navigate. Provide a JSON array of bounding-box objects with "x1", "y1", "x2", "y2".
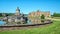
[{"x1": 0, "y1": 0, "x2": 60, "y2": 14}]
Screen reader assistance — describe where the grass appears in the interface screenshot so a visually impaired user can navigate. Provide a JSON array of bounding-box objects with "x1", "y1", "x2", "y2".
[
  {"x1": 0, "y1": 20, "x2": 60, "y2": 34},
  {"x1": 0, "y1": 17, "x2": 3, "y2": 18}
]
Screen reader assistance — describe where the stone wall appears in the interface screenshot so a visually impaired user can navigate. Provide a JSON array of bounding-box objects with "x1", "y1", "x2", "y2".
[{"x1": 28, "y1": 11, "x2": 51, "y2": 24}]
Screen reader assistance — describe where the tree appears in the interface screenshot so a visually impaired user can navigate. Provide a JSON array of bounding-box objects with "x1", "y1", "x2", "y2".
[
  {"x1": 41, "y1": 14, "x2": 45, "y2": 23},
  {"x1": 41, "y1": 14, "x2": 45, "y2": 19},
  {"x1": 53, "y1": 13, "x2": 60, "y2": 17},
  {"x1": 0, "y1": 13, "x2": 2, "y2": 17}
]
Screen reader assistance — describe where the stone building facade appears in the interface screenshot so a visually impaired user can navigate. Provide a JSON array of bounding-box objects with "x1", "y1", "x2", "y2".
[
  {"x1": 28, "y1": 10, "x2": 51, "y2": 24},
  {"x1": 15, "y1": 7, "x2": 20, "y2": 16}
]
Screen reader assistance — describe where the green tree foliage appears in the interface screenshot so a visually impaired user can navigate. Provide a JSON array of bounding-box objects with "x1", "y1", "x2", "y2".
[
  {"x1": 41, "y1": 14, "x2": 45, "y2": 19},
  {"x1": 41, "y1": 14, "x2": 45, "y2": 23},
  {"x1": 0, "y1": 13, "x2": 14, "y2": 17},
  {"x1": 53, "y1": 13, "x2": 60, "y2": 17},
  {"x1": 0, "y1": 13, "x2": 3, "y2": 17}
]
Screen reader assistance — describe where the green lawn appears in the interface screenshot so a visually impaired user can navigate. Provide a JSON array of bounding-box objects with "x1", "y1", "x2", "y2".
[
  {"x1": 0, "y1": 20, "x2": 60, "y2": 34},
  {"x1": 0, "y1": 17, "x2": 3, "y2": 18}
]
